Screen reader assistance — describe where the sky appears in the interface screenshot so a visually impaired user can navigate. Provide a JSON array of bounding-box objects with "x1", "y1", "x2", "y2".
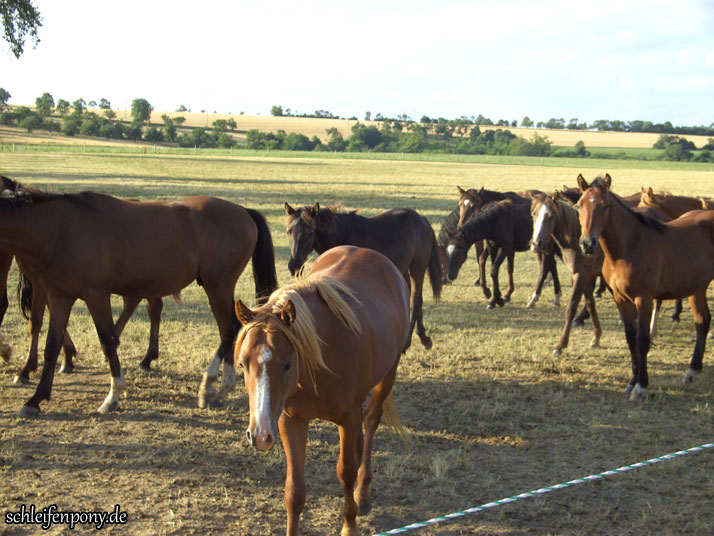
[{"x1": 2, "y1": 0, "x2": 714, "y2": 127}]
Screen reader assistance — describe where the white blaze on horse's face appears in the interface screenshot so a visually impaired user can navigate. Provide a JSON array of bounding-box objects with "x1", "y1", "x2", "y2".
[
  {"x1": 532, "y1": 204, "x2": 553, "y2": 252},
  {"x1": 446, "y1": 244, "x2": 456, "y2": 256}
]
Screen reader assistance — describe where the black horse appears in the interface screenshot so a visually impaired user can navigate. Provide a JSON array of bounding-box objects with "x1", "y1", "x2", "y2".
[
  {"x1": 285, "y1": 203, "x2": 442, "y2": 351},
  {"x1": 447, "y1": 199, "x2": 561, "y2": 309}
]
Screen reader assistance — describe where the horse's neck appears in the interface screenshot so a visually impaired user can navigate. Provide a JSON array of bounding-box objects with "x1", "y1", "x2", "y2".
[
  {"x1": 553, "y1": 203, "x2": 580, "y2": 250},
  {"x1": 314, "y1": 213, "x2": 355, "y2": 252},
  {"x1": 599, "y1": 199, "x2": 644, "y2": 260},
  {"x1": 0, "y1": 204, "x2": 57, "y2": 262}
]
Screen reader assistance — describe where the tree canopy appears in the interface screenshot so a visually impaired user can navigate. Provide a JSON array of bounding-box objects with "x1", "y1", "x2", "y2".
[{"x1": 1, "y1": 0, "x2": 42, "y2": 58}]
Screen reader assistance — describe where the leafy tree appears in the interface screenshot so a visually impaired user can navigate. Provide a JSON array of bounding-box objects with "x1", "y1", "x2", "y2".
[
  {"x1": 173, "y1": 116, "x2": 186, "y2": 126},
  {"x1": 87, "y1": 100, "x2": 97, "y2": 108},
  {"x1": 19, "y1": 112, "x2": 40, "y2": 132},
  {"x1": 1, "y1": 0, "x2": 42, "y2": 58},
  {"x1": 226, "y1": 118, "x2": 236, "y2": 131},
  {"x1": 103, "y1": 109, "x2": 116, "y2": 120},
  {"x1": 270, "y1": 105, "x2": 284, "y2": 117},
  {"x1": 34, "y1": 92, "x2": 54, "y2": 118},
  {"x1": 56, "y1": 98, "x2": 69, "y2": 116},
  {"x1": 177, "y1": 104, "x2": 188, "y2": 112},
  {"x1": 574, "y1": 140, "x2": 590, "y2": 157},
  {"x1": 71, "y1": 98, "x2": 85, "y2": 116},
  {"x1": 161, "y1": 114, "x2": 177, "y2": 142},
  {"x1": 131, "y1": 98, "x2": 153, "y2": 124},
  {"x1": 62, "y1": 116, "x2": 80, "y2": 136},
  {"x1": 520, "y1": 116, "x2": 533, "y2": 127},
  {"x1": 364, "y1": 111, "x2": 371, "y2": 121},
  {"x1": 702, "y1": 138, "x2": 714, "y2": 151},
  {"x1": 98, "y1": 98, "x2": 111, "y2": 109},
  {"x1": 124, "y1": 122, "x2": 144, "y2": 141},
  {"x1": 0, "y1": 87, "x2": 11, "y2": 111},
  {"x1": 326, "y1": 127, "x2": 347, "y2": 151},
  {"x1": 144, "y1": 126, "x2": 164, "y2": 143}
]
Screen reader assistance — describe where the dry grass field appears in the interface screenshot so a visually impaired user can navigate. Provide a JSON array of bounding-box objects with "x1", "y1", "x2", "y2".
[{"x1": 1, "y1": 149, "x2": 713, "y2": 535}]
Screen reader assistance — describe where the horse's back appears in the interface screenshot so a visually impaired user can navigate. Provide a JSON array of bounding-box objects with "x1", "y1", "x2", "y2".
[{"x1": 309, "y1": 246, "x2": 410, "y2": 384}]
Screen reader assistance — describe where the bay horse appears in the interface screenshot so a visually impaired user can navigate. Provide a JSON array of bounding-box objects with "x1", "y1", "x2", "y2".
[
  {"x1": 284, "y1": 202, "x2": 441, "y2": 350},
  {"x1": 447, "y1": 199, "x2": 561, "y2": 309},
  {"x1": 530, "y1": 191, "x2": 603, "y2": 354},
  {"x1": 234, "y1": 245, "x2": 409, "y2": 536},
  {"x1": 577, "y1": 173, "x2": 714, "y2": 400},
  {"x1": 0, "y1": 175, "x2": 277, "y2": 416}
]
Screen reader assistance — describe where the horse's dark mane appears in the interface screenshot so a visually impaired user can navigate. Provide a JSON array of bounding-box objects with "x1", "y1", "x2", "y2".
[
  {"x1": 0, "y1": 175, "x2": 104, "y2": 212},
  {"x1": 591, "y1": 177, "x2": 666, "y2": 234},
  {"x1": 437, "y1": 207, "x2": 460, "y2": 247}
]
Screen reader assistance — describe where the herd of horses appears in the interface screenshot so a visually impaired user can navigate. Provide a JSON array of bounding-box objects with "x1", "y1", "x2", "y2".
[{"x1": 2, "y1": 171, "x2": 714, "y2": 535}]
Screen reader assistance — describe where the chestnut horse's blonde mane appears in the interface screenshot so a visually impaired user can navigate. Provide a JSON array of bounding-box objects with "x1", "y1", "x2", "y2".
[{"x1": 236, "y1": 275, "x2": 362, "y2": 388}]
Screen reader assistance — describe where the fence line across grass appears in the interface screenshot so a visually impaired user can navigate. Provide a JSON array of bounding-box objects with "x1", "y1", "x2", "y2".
[{"x1": 374, "y1": 441, "x2": 714, "y2": 535}]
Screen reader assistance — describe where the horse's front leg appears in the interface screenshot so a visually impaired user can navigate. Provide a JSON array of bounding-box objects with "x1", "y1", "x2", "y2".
[
  {"x1": 279, "y1": 414, "x2": 309, "y2": 536},
  {"x1": 337, "y1": 410, "x2": 363, "y2": 536},
  {"x1": 140, "y1": 298, "x2": 163, "y2": 370},
  {"x1": 554, "y1": 273, "x2": 587, "y2": 355},
  {"x1": 526, "y1": 251, "x2": 546, "y2": 309},
  {"x1": 685, "y1": 289, "x2": 711, "y2": 384},
  {"x1": 477, "y1": 243, "x2": 492, "y2": 299},
  {"x1": 503, "y1": 251, "x2": 515, "y2": 303},
  {"x1": 631, "y1": 296, "x2": 654, "y2": 401},
  {"x1": 614, "y1": 298, "x2": 639, "y2": 397},
  {"x1": 487, "y1": 249, "x2": 509, "y2": 309}
]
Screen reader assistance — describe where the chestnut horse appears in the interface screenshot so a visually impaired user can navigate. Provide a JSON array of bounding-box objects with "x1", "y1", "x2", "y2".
[
  {"x1": 0, "y1": 175, "x2": 277, "y2": 416},
  {"x1": 234, "y1": 246, "x2": 409, "y2": 536},
  {"x1": 577, "y1": 173, "x2": 714, "y2": 400},
  {"x1": 530, "y1": 192, "x2": 603, "y2": 354},
  {"x1": 284, "y1": 203, "x2": 441, "y2": 350}
]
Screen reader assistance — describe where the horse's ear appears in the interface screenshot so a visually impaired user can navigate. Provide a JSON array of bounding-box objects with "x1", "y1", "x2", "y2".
[
  {"x1": 553, "y1": 190, "x2": 561, "y2": 202},
  {"x1": 478, "y1": 187, "x2": 484, "y2": 195},
  {"x1": 577, "y1": 174, "x2": 589, "y2": 192},
  {"x1": 603, "y1": 174, "x2": 612, "y2": 188},
  {"x1": 310, "y1": 202, "x2": 320, "y2": 215},
  {"x1": 235, "y1": 299, "x2": 255, "y2": 325},
  {"x1": 285, "y1": 203, "x2": 296, "y2": 215},
  {"x1": 279, "y1": 300, "x2": 296, "y2": 326},
  {"x1": 647, "y1": 187, "x2": 654, "y2": 198},
  {"x1": 457, "y1": 185, "x2": 466, "y2": 195}
]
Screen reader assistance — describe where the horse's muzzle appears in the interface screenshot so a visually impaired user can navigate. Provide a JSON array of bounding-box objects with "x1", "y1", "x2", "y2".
[
  {"x1": 579, "y1": 235, "x2": 598, "y2": 256},
  {"x1": 287, "y1": 257, "x2": 303, "y2": 277}
]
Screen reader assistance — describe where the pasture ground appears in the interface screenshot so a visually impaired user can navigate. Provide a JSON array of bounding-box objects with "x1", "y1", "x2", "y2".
[{"x1": 1, "y1": 151, "x2": 713, "y2": 535}]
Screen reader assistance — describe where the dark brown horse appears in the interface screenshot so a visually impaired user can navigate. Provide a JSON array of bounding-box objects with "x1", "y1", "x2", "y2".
[
  {"x1": 447, "y1": 199, "x2": 562, "y2": 309},
  {"x1": 456, "y1": 186, "x2": 562, "y2": 307},
  {"x1": 0, "y1": 175, "x2": 277, "y2": 416},
  {"x1": 530, "y1": 192, "x2": 603, "y2": 354},
  {"x1": 284, "y1": 203, "x2": 441, "y2": 350},
  {"x1": 578, "y1": 173, "x2": 714, "y2": 400},
  {"x1": 234, "y1": 246, "x2": 409, "y2": 536}
]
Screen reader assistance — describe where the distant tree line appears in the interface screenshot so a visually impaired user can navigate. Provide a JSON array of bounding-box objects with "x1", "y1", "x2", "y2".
[{"x1": 0, "y1": 90, "x2": 238, "y2": 148}]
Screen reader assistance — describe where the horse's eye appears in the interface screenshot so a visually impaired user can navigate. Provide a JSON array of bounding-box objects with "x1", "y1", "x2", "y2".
[{"x1": 283, "y1": 361, "x2": 292, "y2": 372}]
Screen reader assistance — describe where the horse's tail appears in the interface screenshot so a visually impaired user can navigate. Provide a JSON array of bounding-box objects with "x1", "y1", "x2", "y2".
[
  {"x1": 17, "y1": 272, "x2": 33, "y2": 320},
  {"x1": 425, "y1": 220, "x2": 443, "y2": 301},
  {"x1": 246, "y1": 208, "x2": 279, "y2": 305},
  {"x1": 382, "y1": 391, "x2": 410, "y2": 440}
]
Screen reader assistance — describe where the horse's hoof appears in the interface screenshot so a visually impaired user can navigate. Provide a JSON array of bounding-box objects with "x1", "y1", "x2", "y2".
[
  {"x1": 18, "y1": 405, "x2": 40, "y2": 418},
  {"x1": 628, "y1": 384, "x2": 646, "y2": 401},
  {"x1": 486, "y1": 303, "x2": 495, "y2": 310},
  {"x1": 683, "y1": 368, "x2": 698, "y2": 384},
  {"x1": 357, "y1": 501, "x2": 372, "y2": 516},
  {"x1": 58, "y1": 365, "x2": 74, "y2": 374},
  {"x1": 671, "y1": 316, "x2": 680, "y2": 324},
  {"x1": 0, "y1": 347, "x2": 11, "y2": 363},
  {"x1": 624, "y1": 384, "x2": 635, "y2": 395},
  {"x1": 97, "y1": 400, "x2": 120, "y2": 414},
  {"x1": 420, "y1": 337, "x2": 433, "y2": 350},
  {"x1": 552, "y1": 348, "x2": 563, "y2": 356},
  {"x1": 573, "y1": 320, "x2": 585, "y2": 328},
  {"x1": 482, "y1": 288, "x2": 492, "y2": 299},
  {"x1": 138, "y1": 362, "x2": 152, "y2": 372},
  {"x1": 13, "y1": 375, "x2": 30, "y2": 385},
  {"x1": 594, "y1": 291, "x2": 602, "y2": 299},
  {"x1": 589, "y1": 341, "x2": 600, "y2": 349},
  {"x1": 503, "y1": 296, "x2": 511, "y2": 304}
]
